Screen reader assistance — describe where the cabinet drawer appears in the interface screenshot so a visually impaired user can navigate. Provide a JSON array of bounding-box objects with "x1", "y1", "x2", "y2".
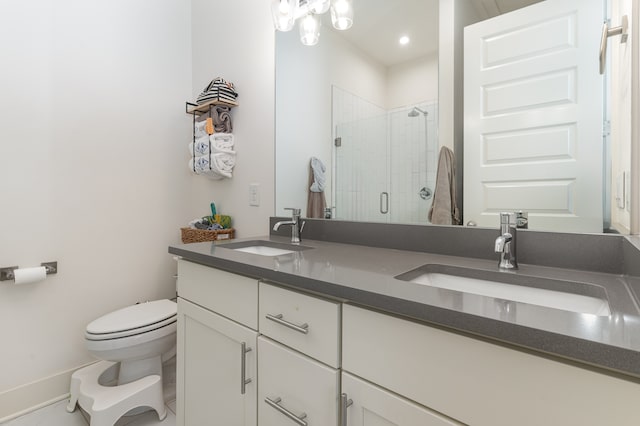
[
  {"x1": 258, "y1": 337, "x2": 339, "y2": 426},
  {"x1": 343, "y1": 304, "x2": 640, "y2": 426},
  {"x1": 259, "y1": 282, "x2": 340, "y2": 367},
  {"x1": 177, "y1": 260, "x2": 258, "y2": 329}
]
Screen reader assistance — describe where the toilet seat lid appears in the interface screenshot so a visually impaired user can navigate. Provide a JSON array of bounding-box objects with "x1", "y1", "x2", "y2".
[{"x1": 86, "y1": 299, "x2": 177, "y2": 335}]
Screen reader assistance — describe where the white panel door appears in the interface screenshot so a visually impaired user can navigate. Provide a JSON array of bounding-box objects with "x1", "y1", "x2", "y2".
[
  {"x1": 341, "y1": 372, "x2": 463, "y2": 426},
  {"x1": 177, "y1": 298, "x2": 257, "y2": 426},
  {"x1": 464, "y1": 0, "x2": 604, "y2": 232}
]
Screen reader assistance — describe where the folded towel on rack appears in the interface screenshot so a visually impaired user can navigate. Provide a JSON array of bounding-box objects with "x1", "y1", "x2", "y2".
[
  {"x1": 210, "y1": 133, "x2": 234, "y2": 151},
  {"x1": 309, "y1": 157, "x2": 326, "y2": 192},
  {"x1": 212, "y1": 106, "x2": 233, "y2": 133},
  {"x1": 189, "y1": 137, "x2": 211, "y2": 156},
  {"x1": 196, "y1": 77, "x2": 238, "y2": 105},
  {"x1": 194, "y1": 120, "x2": 208, "y2": 138},
  {"x1": 210, "y1": 152, "x2": 236, "y2": 179},
  {"x1": 188, "y1": 155, "x2": 211, "y2": 175}
]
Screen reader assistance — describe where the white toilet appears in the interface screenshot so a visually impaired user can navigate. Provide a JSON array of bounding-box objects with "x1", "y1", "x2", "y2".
[{"x1": 67, "y1": 299, "x2": 177, "y2": 426}]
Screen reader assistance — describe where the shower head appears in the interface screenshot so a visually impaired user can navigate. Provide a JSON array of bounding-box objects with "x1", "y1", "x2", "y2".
[{"x1": 408, "y1": 107, "x2": 428, "y2": 117}]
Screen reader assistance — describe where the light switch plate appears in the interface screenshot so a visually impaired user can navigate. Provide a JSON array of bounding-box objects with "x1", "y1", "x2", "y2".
[{"x1": 249, "y1": 183, "x2": 260, "y2": 206}]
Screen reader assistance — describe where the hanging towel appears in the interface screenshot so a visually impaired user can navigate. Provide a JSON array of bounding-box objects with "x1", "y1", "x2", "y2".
[
  {"x1": 309, "y1": 157, "x2": 326, "y2": 192},
  {"x1": 307, "y1": 158, "x2": 327, "y2": 218},
  {"x1": 428, "y1": 146, "x2": 461, "y2": 225}
]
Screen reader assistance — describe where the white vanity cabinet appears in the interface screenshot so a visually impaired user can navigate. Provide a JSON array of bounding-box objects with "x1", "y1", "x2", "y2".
[
  {"x1": 342, "y1": 304, "x2": 640, "y2": 426},
  {"x1": 176, "y1": 261, "x2": 259, "y2": 426},
  {"x1": 177, "y1": 259, "x2": 640, "y2": 426}
]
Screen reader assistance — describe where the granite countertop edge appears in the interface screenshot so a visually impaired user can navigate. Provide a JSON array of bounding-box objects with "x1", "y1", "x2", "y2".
[{"x1": 169, "y1": 236, "x2": 640, "y2": 379}]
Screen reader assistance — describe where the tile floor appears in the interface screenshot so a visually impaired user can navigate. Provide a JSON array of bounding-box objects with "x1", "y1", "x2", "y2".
[{"x1": 2, "y1": 358, "x2": 177, "y2": 426}]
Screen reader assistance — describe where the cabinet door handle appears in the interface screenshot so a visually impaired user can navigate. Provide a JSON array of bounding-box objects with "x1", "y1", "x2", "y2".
[
  {"x1": 265, "y1": 313, "x2": 309, "y2": 334},
  {"x1": 240, "y1": 342, "x2": 252, "y2": 395},
  {"x1": 340, "y1": 393, "x2": 353, "y2": 426},
  {"x1": 264, "y1": 396, "x2": 308, "y2": 426}
]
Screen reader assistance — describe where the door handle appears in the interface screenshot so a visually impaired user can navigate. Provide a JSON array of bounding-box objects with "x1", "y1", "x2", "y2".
[
  {"x1": 340, "y1": 393, "x2": 353, "y2": 426},
  {"x1": 380, "y1": 192, "x2": 389, "y2": 214},
  {"x1": 599, "y1": 15, "x2": 628, "y2": 74},
  {"x1": 265, "y1": 313, "x2": 309, "y2": 334},
  {"x1": 265, "y1": 396, "x2": 308, "y2": 426},
  {"x1": 240, "y1": 342, "x2": 252, "y2": 395}
]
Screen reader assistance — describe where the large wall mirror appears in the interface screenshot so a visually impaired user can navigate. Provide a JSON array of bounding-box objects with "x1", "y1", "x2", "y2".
[{"x1": 275, "y1": 0, "x2": 634, "y2": 235}]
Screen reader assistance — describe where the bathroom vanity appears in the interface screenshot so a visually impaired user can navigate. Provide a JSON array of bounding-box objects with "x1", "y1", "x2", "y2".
[{"x1": 170, "y1": 228, "x2": 640, "y2": 426}]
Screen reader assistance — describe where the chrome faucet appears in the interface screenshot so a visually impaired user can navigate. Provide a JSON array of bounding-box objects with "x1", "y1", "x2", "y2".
[
  {"x1": 495, "y1": 212, "x2": 518, "y2": 269},
  {"x1": 273, "y1": 208, "x2": 305, "y2": 244}
]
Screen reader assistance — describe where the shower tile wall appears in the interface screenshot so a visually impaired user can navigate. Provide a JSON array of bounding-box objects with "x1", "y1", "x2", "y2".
[
  {"x1": 389, "y1": 103, "x2": 438, "y2": 223},
  {"x1": 332, "y1": 86, "x2": 438, "y2": 224},
  {"x1": 333, "y1": 87, "x2": 387, "y2": 222}
]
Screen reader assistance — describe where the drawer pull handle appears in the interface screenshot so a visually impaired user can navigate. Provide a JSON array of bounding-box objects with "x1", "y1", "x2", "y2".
[
  {"x1": 240, "y1": 342, "x2": 252, "y2": 395},
  {"x1": 265, "y1": 313, "x2": 309, "y2": 334},
  {"x1": 340, "y1": 393, "x2": 353, "y2": 426},
  {"x1": 265, "y1": 396, "x2": 308, "y2": 426}
]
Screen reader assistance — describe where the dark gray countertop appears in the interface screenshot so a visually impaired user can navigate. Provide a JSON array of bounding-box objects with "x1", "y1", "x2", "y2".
[{"x1": 169, "y1": 236, "x2": 640, "y2": 378}]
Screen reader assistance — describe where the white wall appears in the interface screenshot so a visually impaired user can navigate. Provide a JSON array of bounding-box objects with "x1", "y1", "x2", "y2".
[
  {"x1": 275, "y1": 29, "x2": 387, "y2": 217},
  {"x1": 0, "y1": 0, "x2": 192, "y2": 417},
  {"x1": 190, "y1": 0, "x2": 275, "y2": 236},
  {"x1": 387, "y1": 53, "x2": 439, "y2": 109}
]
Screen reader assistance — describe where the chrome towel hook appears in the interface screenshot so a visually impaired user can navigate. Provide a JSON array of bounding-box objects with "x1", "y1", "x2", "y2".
[{"x1": 599, "y1": 15, "x2": 628, "y2": 74}]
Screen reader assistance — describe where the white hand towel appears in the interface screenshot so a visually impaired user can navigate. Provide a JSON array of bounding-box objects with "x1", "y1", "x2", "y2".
[
  {"x1": 188, "y1": 155, "x2": 211, "y2": 174},
  {"x1": 194, "y1": 120, "x2": 208, "y2": 138},
  {"x1": 210, "y1": 152, "x2": 236, "y2": 179},
  {"x1": 310, "y1": 157, "x2": 326, "y2": 192},
  {"x1": 210, "y1": 133, "x2": 234, "y2": 151},
  {"x1": 188, "y1": 137, "x2": 210, "y2": 156}
]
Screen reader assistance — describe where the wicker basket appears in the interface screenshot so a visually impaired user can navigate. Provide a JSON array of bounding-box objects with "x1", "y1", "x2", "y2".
[{"x1": 180, "y1": 227, "x2": 235, "y2": 244}]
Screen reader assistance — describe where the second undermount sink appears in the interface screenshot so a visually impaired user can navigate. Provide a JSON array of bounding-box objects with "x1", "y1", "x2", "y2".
[
  {"x1": 220, "y1": 240, "x2": 312, "y2": 257},
  {"x1": 395, "y1": 264, "x2": 611, "y2": 316}
]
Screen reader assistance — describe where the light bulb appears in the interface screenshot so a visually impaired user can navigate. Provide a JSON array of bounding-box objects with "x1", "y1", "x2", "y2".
[
  {"x1": 271, "y1": 0, "x2": 296, "y2": 32},
  {"x1": 299, "y1": 13, "x2": 321, "y2": 46},
  {"x1": 310, "y1": 0, "x2": 330, "y2": 14},
  {"x1": 330, "y1": 0, "x2": 353, "y2": 30}
]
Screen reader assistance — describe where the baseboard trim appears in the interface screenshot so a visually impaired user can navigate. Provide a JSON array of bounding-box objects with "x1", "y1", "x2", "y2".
[{"x1": 0, "y1": 362, "x2": 96, "y2": 423}]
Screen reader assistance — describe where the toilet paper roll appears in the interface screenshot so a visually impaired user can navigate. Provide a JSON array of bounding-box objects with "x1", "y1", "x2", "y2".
[{"x1": 13, "y1": 266, "x2": 47, "y2": 285}]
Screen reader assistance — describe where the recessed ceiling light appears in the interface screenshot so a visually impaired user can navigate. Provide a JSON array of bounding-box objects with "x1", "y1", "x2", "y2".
[{"x1": 399, "y1": 36, "x2": 410, "y2": 45}]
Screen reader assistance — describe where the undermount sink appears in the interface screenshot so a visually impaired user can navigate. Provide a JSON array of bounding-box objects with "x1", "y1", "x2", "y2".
[
  {"x1": 220, "y1": 240, "x2": 312, "y2": 257},
  {"x1": 395, "y1": 264, "x2": 611, "y2": 316}
]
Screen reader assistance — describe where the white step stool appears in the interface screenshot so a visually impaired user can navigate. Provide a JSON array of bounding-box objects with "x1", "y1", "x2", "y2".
[{"x1": 67, "y1": 361, "x2": 167, "y2": 426}]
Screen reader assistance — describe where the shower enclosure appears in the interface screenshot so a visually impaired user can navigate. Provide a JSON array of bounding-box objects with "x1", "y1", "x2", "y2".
[{"x1": 332, "y1": 86, "x2": 438, "y2": 224}]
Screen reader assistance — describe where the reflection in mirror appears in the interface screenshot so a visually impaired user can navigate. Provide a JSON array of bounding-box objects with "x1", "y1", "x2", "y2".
[
  {"x1": 333, "y1": 87, "x2": 438, "y2": 223},
  {"x1": 275, "y1": 0, "x2": 634, "y2": 234},
  {"x1": 275, "y1": 0, "x2": 439, "y2": 224}
]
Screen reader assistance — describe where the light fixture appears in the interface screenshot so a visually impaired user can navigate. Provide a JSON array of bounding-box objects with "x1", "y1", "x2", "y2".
[
  {"x1": 271, "y1": 0, "x2": 297, "y2": 32},
  {"x1": 399, "y1": 35, "x2": 410, "y2": 46},
  {"x1": 271, "y1": 0, "x2": 354, "y2": 45},
  {"x1": 330, "y1": 0, "x2": 353, "y2": 30},
  {"x1": 300, "y1": 13, "x2": 321, "y2": 46}
]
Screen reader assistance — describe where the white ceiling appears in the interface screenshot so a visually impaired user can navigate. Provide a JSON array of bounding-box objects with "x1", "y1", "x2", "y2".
[
  {"x1": 323, "y1": 0, "x2": 543, "y2": 68},
  {"x1": 324, "y1": 0, "x2": 439, "y2": 68}
]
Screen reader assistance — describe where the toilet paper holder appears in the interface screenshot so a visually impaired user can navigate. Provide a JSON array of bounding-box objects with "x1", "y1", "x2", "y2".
[{"x1": 0, "y1": 262, "x2": 57, "y2": 281}]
